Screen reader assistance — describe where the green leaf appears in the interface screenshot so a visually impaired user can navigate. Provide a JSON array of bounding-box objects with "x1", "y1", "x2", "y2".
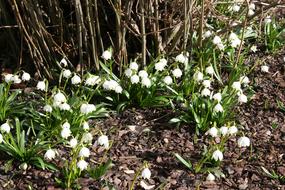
[
  {"x1": 174, "y1": 153, "x2": 192, "y2": 170},
  {"x1": 89, "y1": 159, "x2": 112, "y2": 180}
]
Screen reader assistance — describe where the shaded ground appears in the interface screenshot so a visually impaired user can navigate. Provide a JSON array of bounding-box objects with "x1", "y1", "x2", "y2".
[{"x1": 1, "y1": 51, "x2": 285, "y2": 190}]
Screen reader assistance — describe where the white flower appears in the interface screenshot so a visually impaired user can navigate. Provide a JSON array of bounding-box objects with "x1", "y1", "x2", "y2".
[
  {"x1": 82, "y1": 122, "x2": 89, "y2": 130},
  {"x1": 77, "y1": 160, "x2": 88, "y2": 171},
  {"x1": 98, "y1": 135, "x2": 109, "y2": 149},
  {"x1": 61, "y1": 127, "x2": 71, "y2": 139},
  {"x1": 85, "y1": 75, "x2": 100, "y2": 86},
  {"x1": 250, "y1": 45, "x2": 257, "y2": 52},
  {"x1": 22, "y1": 72, "x2": 31, "y2": 81},
  {"x1": 125, "y1": 68, "x2": 133, "y2": 78},
  {"x1": 163, "y1": 76, "x2": 173, "y2": 85},
  {"x1": 82, "y1": 132, "x2": 93, "y2": 143},
  {"x1": 212, "y1": 150, "x2": 223, "y2": 161},
  {"x1": 69, "y1": 138, "x2": 78, "y2": 148},
  {"x1": 80, "y1": 103, "x2": 96, "y2": 114},
  {"x1": 208, "y1": 127, "x2": 218, "y2": 137},
  {"x1": 79, "y1": 147, "x2": 90, "y2": 158},
  {"x1": 36, "y1": 81, "x2": 46, "y2": 91},
  {"x1": 231, "y1": 38, "x2": 241, "y2": 48},
  {"x1": 232, "y1": 81, "x2": 241, "y2": 91},
  {"x1": 249, "y1": 3, "x2": 255, "y2": 10},
  {"x1": 62, "y1": 69, "x2": 72, "y2": 78},
  {"x1": 4, "y1": 74, "x2": 13, "y2": 83},
  {"x1": 138, "y1": 70, "x2": 148, "y2": 78},
  {"x1": 175, "y1": 53, "x2": 188, "y2": 64},
  {"x1": 103, "y1": 80, "x2": 120, "y2": 91},
  {"x1": 261, "y1": 65, "x2": 269, "y2": 73},
  {"x1": 155, "y1": 59, "x2": 167, "y2": 71},
  {"x1": 248, "y1": 9, "x2": 254, "y2": 16},
  {"x1": 102, "y1": 50, "x2": 112, "y2": 60},
  {"x1": 60, "y1": 58, "x2": 68, "y2": 67},
  {"x1": 54, "y1": 92, "x2": 66, "y2": 103},
  {"x1": 172, "y1": 68, "x2": 183, "y2": 78},
  {"x1": 194, "y1": 71, "x2": 203, "y2": 82},
  {"x1": 43, "y1": 105, "x2": 52, "y2": 113},
  {"x1": 264, "y1": 16, "x2": 272, "y2": 24},
  {"x1": 59, "y1": 103, "x2": 71, "y2": 111},
  {"x1": 213, "y1": 103, "x2": 224, "y2": 113},
  {"x1": 201, "y1": 88, "x2": 211, "y2": 97},
  {"x1": 0, "y1": 134, "x2": 3, "y2": 143},
  {"x1": 115, "y1": 85, "x2": 123, "y2": 94},
  {"x1": 206, "y1": 173, "x2": 215, "y2": 181},
  {"x1": 220, "y1": 126, "x2": 228, "y2": 136},
  {"x1": 237, "y1": 136, "x2": 250, "y2": 147},
  {"x1": 217, "y1": 43, "x2": 225, "y2": 51},
  {"x1": 206, "y1": 66, "x2": 214, "y2": 75},
  {"x1": 11, "y1": 75, "x2": 21, "y2": 84},
  {"x1": 228, "y1": 126, "x2": 238, "y2": 135},
  {"x1": 213, "y1": 36, "x2": 222, "y2": 45},
  {"x1": 1, "y1": 122, "x2": 10, "y2": 133},
  {"x1": 62, "y1": 121, "x2": 70, "y2": 129},
  {"x1": 44, "y1": 149, "x2": 56, "y2": 160},
  {"x1": 141, "y1": 77, "x2": 151, "y2": 88},
  {"x1": 130, "y1": 62, "x2": 139, "y2": 71},
  {"x1": 202, "y1": 80, "x2": 211, "y2": 88},
  {"x1": 232, "y1": 4, "x2": 240, "y2": 12},
  {"x1": 238, "y1": 94, "x2": 248, "y2": 103},
  {"x1": 141, "y1": 168, "x2": 151, "y2": 180},
  {"x1": 203, "y1": 30, "x2": 212, "y2": 38},
  {"x1": 213, "y1": 93, "x2": 222, "y2": 102},
  {"x1": 131, "y1": 75, "x2": 140, "y2": 84},
  {"x1": 71, "y1": 74, "x2": 81, "y2": 85},
  {"x1": 240, "y1": 76, "x2": 250, "y2": 85}
]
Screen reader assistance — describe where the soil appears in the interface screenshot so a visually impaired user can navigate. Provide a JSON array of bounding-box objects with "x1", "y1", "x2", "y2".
[{"x1": 1, "y1": 51, "x2": 285, "y2": 190}]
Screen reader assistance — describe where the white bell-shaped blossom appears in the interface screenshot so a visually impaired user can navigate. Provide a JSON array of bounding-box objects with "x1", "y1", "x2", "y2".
[
  {"x1": 130, "y1": 62, "x2": 139, "y2": 71},
  {"x1": 102, "y1": 50, "x2": 112, "y2": 60},
  {"x1": 237, "y1": 136, "x2": 250, "y2": 147},
  {"x1": 77, "y1": 160, "x2": 88, "y2": 171},
  {"x1": 141, "y1": 77, "x2": 151, "y2": 88},
  {"x1": 22, "y1": 72, "x2": 31, "y2": 81},
  {"x1": 36, "y1": 81, "x2": 46, "y2": 91},
  {"x1": 44, "y1": 149, "x2": 56, "y2": 160},
  {"x1": 79, "y1": 147, "x2": 90, "y2": 158},
  {"x1": 208, "y1": 127, "x2": 218, "y2": 137},
  {"x1": 141, "y1": 168, "x2": 151, "y2": 180},
  {"x1": 212, "y1": 150, "x2": 223, "y2": 161},
  {"x1": 1, "y1": 122, "x2": 10, "y2": 133},
  {"x1": 62, "y1": 69, "x2": 72, "y2": 78},
  {"x1": 213, "y1": 103, "x2": 224, "y2": 113},
  {"x1": 172, "y1": 68, "x2": 183, "y2": 78},
  {"x1": 71, "y1": 74, "x2": 81, "y2": 85},
  {"x1": 98, "y1": 135, "x2": 109, "y2": 149},
  {"x1": 138, "y1": 70, "x2": 148, "y2": 79},
  {"x1": 163, "y1": 76, "x2": 173, "y2": 85},
  {"x1": 206, "y1": 173, "x2": 215, "y2": 181},
  {"x1": 131, "y1": 75, "x2": 140, "y2": 84}
]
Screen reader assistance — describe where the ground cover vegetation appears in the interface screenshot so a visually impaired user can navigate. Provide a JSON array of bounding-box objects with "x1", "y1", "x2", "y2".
[{"x1": 0, "y1": 0, "x2": 285, "y2": 189}]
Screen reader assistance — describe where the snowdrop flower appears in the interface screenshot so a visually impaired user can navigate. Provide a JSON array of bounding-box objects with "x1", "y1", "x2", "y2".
[
  {"x1": 60, "y1": 58, "x2": 68, "y2": 67},
  {"x1": 130, "y1": 62, "x2": 139, "y2": 71},
  {"x1": 261, "y1": 65, "x2": 269, "y2": 73},
  {"x1": 229, "y1": 33, "x2": 241, "y2": 48},
  {"x1": 80, "y1": 103, "x2": 96, "y2": 114},
  {"x1": 264, "y1": 16, "x2": 272, "y2": 24},
  {"x1": 249, "y1": 3, "x2": 255, "y2": 10},
  {"x1": 220, "y1": 126, "x2": 228, "y2": 136},
  {"x1": 4, "y1": 74, "x2": 13, "y2": 83},
  {"x1": 212, "y1": 150, "x2": 223, "y2": 161},
  {"x1": 232, "y1": 81, "x2": 241, "y2": 91},
  {"x1": 69, "y1": 138, "x2": 78, "y2": 148},
  {"x1": 22, "y1": 72, "x2": 31, "y2": 81},
  {"x1": 238, "y1": 94, "x2": 248, "y2": 103},
  {"x1": 248, "y1": 9, "x2": 254, "y2": 16},
  {"x1": 62, "y1": 69, "x2": 72, "y2": 78},
  {"x1": 131, "y1": 75, "x2": 140, "y2": 84},
  {"x1": 206, "y1": 173, "x2": 215, "y2": 181},
  {"x1": 62, "y1": 121, "x2": 70, "y2": 129},
  {"x1": 114, "y1": 85, "x2": 123, "y2": 94},
  {"x1": 175, "y1": 53, "x2": 188, "y2": 64},
  {"x1": 213, "y1": 36, "x2": 222, "y2": 45},
  {"x1": 206, "y1": 66, "x2": 214, "y2": 75},
  {"x1": 237, "y1": 136, "x2": 250, "y2": 147},
  {"x1": 44, "y1": 149, "x2": 56, "y2": 160},
  {"x1": 61, "y1": 127, "x2": 71, "y2": 139},
  {"x1": 231, "y1": 4, "x2": 240, "y2": 12},
  {"x1": 71, "y1": 74, "x2": 81, "y2": 85},
  {"x1": 36, "y1": 81, "x2": 46, "y2": 91},
  {"x1": 59, "y1": 103, "x2": 71, "y2": 111},
  {"x1": 172, "y1": 68, "x2": 183, "y2": 78},
  {"x1": 102, "y1": 50, "x2": 112, "y2": 60},
  {"x1": 208, "y1": 127, "x2": 218, "y2": 137},
  {"x1": 43, "y1": 105, "x2": 52, "y2": 113},
  {"x1": 203, "y1": 30, "x2": 212, "y2": 38},
  {"x1": 201, "y1": 88, "x2": 211, "y2": 97},
  {"x1": 213, "y1": 103, "x2": 224, "y2": 113},
  {"x1": 11, "y1": 75, "x2": 21, "y2": 84},
  {"x1": 213, "y1": 93, "x2": 222, "y2": 102},
  {"x1": 194, "y1": 71, "x2": 203, "y2": 82},
  {"x1": 82, "y1": 132, "x2": 93, "y2": 143},
  {"x1": 79, "y1": 147, "x2": 90, "y2": 158},
  {"x1": 77, "y1": 160, "x2": 88, "y2": 171},
  {"x1": 1, "y1": 122, "x2": 10, "y2": 133},
  {"x1": 240, "y1": 76, "x2": 250, "y2": 85},
  {"x1": 202, "y1": 80, "x2": 211, "y2": 88},
  {"x1": 98, "y1": 135, "x2": 109, "y2": 149},
  {"x1": 217, "y1": 43, "x2": 225, "y2": 51},
  {"x1": 141, "y1": 77, "x2": 151, "y2": 88},
  {"x1": 0, "y1": 134, "x2": 3, "y2": 144},
  {"x1": 85, "y1": 75, "x2": 100, "y2": 86},
  {"x1": 82, "y1": 121, "x2": 89, "y2": 130},
  {"x1": 124, "y1": 68, "x2": 133, "y2": 78},
  {"x1": 228, "y1": 126, "x2": 238, "y2": 135},
  {"x1": 155, "y1": 59, "x2": 167, "y2": 71},
  {"x1": 54, "y1": 92, "x2": 66, "y2": 103},
  {"x1": 138, "y1": 70, "x2": 148, "y2": 79},
  {"x1": 250, "y1": 45, "x2": 257, "y2": 52},
  {"x1": 163, "y1": 76, "x2": 173, "y2": 85},
  {"x1": 108, "y1": 80, "x2": 120, "y2": 91},
  {"x1": 141, "y1": 168, "x2": 151, "y2": 180}
]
